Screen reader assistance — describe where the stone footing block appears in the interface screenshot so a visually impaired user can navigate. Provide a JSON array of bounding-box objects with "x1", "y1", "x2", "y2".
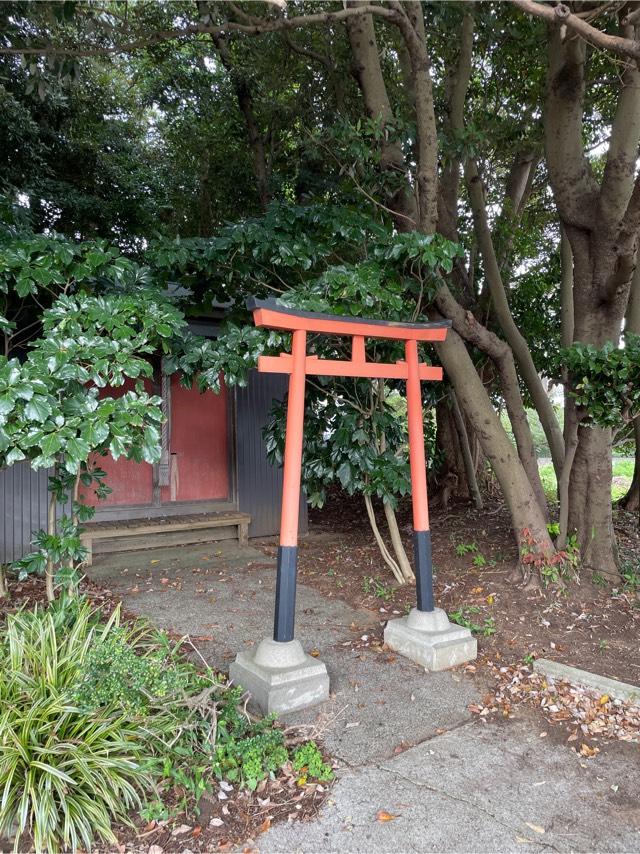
[
  {"x1": 384, "y1": 607, "x2": 477, "y2": 671},
  {"x1": 230, "y1": 638, "x2": 329, "y2": 715}
]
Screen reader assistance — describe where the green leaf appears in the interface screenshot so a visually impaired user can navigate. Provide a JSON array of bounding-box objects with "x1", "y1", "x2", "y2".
[
  {"x1": 6, "y1": 447, "x2": 26, "y2": 464},
  {"x1": 39, "y1": 432, "x2": 62, "y2": 458},
  {"x1": 25, "y1": 395, "x2": 53, "y2": 423}
]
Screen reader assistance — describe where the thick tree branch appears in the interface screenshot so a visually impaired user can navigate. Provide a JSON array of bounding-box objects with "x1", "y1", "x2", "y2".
[
  {"x1": 438, "y1": 9, "x2": 474, "y2": 241},
  {"x1": 389, "y1": 1, "x2": 438, "y2": 234},
  {"x1": 599, "y1": 27, "x2": 640, "y2": 230},
  {"x1": 0, "y1": 3, "x2": 400, "y2": 57},
  {"x1": 465, "y1": 159, "x2": 565, "y2": 476},
  {"x1": 435, "y1": 286, "x2": 549, "y2": 515},
  {"x1": 545, "y1": 29, "x2": 599, "y2": 227},
  {"x1": 346, "y1": 7, "x2": 417, "y2": 228},
  {"x1": 514, "y1": 0, "x2": 640, "y2": 61}
]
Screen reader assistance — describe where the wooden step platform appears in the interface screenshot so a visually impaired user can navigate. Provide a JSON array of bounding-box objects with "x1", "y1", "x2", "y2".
[{"x1": 80, "y1": 511, "x2": 251, "y2": 565}]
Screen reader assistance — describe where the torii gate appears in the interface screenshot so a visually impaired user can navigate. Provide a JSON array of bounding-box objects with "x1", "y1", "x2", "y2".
[{"x1": 230, "y1": 299, "x2": 476, "y2": 715}]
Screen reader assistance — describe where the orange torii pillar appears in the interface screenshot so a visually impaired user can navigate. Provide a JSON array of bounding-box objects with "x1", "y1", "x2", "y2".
[{"x1": 230, "y1": 299, "x2": 476, "y2": 715}]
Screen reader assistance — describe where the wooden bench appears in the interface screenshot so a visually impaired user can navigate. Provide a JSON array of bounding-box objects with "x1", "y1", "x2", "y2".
[{"x1": 80, "y1": 512, "x2": 251, "y2": 566}]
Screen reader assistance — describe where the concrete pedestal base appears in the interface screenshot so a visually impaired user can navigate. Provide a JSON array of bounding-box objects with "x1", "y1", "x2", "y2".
[
  {"x1": 384, "y1": 607, "x2": 477, "y2": 671},
  {"x1": 230, "y1": 638, "x2": 329, "y2": 715}
]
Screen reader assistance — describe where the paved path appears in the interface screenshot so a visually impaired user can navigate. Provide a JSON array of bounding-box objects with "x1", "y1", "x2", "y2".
[{"x1": 91, "y1": 542, "x2": 640, "y2": 854}]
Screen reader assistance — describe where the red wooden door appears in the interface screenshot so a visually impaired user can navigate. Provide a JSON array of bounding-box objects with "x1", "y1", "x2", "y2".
[
  {"x1": 160, "y1": 376, "x2": 229, "y2": 503},
  {"x1": 82, "y1": 374, "x2": 229, "y2": 512}
]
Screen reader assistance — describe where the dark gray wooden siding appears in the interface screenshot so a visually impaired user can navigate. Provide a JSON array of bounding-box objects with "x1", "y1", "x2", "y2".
[
  {"x1": 236, "y1": 370, "x2": 307, "y2": 538},
  {"x1": 1, "y1": 464, "x2": 71, "y2": 564}
]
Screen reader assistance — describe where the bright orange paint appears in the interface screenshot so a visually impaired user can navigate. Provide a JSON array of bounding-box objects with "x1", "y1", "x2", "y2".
[
  {"x1": 252, "y1": 301, "x2": 447, "y2": 548},
  {"x1": 405, "y1": 339, "x2": 430, "y2": 532},
  {"x1": 257, "y1": 354, "x2": 443, "y2": 381},
  {"x1": 279, "y1": 329, "x2": 307, "y2": 547}
]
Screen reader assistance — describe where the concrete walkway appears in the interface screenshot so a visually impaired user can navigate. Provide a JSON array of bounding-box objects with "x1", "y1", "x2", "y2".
[{"x1": 90, "y1": 542, "x2": 640, "y2": 854}]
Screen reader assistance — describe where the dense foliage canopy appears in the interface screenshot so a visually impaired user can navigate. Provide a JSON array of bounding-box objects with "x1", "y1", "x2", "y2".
[{"x1": 1, "y1": 0, "x2": 639, "y2": 585}]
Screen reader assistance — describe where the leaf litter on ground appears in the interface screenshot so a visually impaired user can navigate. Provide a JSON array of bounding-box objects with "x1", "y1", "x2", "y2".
[{"x1": 469, "y1": 660, "x2": 640, "y2": 750}]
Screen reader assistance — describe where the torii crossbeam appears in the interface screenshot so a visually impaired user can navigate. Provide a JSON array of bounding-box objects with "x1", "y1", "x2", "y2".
[{"x1": 230, "y1": 299, "x2": 476, "y2": 715}]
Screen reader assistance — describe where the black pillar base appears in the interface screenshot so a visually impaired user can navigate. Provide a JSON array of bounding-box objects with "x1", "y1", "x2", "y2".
[
  {"x1": 274, "y1": 545, "x2": 298, "y2": 642},
  {"x1": 413, "y1": 530, "x2": 434, "y2": 612}
]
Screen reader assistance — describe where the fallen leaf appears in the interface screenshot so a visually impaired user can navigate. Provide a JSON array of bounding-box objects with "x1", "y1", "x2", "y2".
[
  {"x1": 309, "y1": 649, "x2": 321, "y2": 657},
  {"x1": 150, "y1": 559, "x2": 160, "y2": 565},
  {"x1": 376, "y1": 810, "x2": 398, "y2": 822},
  {"x1": 580, "y1": 743, "x2": 599, "y2": 757},
  {"x1": 259, "y1": 817, "x2": 271, "y2": 833},
  {"x1": 171, "y1": 824, "x2": 192, "y2": 836},
  {"x1": 599, "y1": 694, "x2": 610, "y2": 705},
  {"x1": 209, "y1": 818, "x2": 224, "y2": 827},
  {"x1": 525, "y1": 823, "x2": 545, "y2": 835}
]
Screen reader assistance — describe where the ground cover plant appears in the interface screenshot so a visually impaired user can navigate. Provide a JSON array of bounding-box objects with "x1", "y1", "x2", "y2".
[{"x1": 0, "y1": 597, "x2": 332, "y2": 853}]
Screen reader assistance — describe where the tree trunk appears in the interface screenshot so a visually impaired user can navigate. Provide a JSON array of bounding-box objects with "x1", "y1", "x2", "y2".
[
  {"x1": 364, "y1": 494, "x2": 405, "y2": 585},
  {"x1": 568, "y1": 425, "x2": 617, "y2": 575},
  {"x1": 435, "y1": 325, "x2": 553, "y2": 559},
  {"x1": 436, "y1": 285, "x2": 549, "y2": 517},
  {"x1": 542, "y1": 26, "x2": 640, "y2": 577},
  {"x1": 450, "y1": 388, "x2": 483, "y2": 510},
  {"x1": 210, "y1": 32, "x2": 271, "y2": 210},
  {"x1": 564, "y1": 228, "x2": 633, "y2": 576},
  {"x1": 346, "y1": 7, "x2": 555, "y2": 565},
  {"x1": 383, "y1": 500, "x2": 414, "y2": 583},
  {"x1": 435, "y1": 397, "x2": 470, "y2": 501},
  {"x1": 466, "y1": 160, "x2": 565, "y2": 477}
]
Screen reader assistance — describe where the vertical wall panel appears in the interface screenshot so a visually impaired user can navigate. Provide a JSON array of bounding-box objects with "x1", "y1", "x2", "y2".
[
  {"x1": 236, "y1": 371, "x2": 307, "y2": 539},
  {"x1": 1, "y1": 463, "x2": 71, "y2": 564}
]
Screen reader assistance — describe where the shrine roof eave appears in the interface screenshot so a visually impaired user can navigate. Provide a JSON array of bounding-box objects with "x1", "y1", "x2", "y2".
[{"x1": 247, "y1": 298, "x2": 451, "y2": 342}]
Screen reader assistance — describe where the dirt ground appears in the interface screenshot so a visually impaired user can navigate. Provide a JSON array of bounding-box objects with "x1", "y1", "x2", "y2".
[
  {"x1": 1, "y1": 494, "x2": 638, "y2": 853},
  {"x1": 254, "y1": 492, "x2": 640, "y2": 688}
]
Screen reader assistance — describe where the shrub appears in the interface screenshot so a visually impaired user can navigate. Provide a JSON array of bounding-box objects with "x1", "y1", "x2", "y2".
[
  {"x1": 0, "y1": 606, "x2": 149, "y2": 853},
  {"x1": 0, "y1": 598, "x2": 334, "y2": 851},
  {"x1": 73, "y1": 622, "x2": 202, "y2": 713}
]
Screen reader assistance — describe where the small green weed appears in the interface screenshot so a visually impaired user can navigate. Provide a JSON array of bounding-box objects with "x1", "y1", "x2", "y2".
[
  {"x1": 362, "y1": 575, "x2": 395, "y2": 601},
  {"x1": 455, "y1": 541, "x2": 478, "y2": 557},
  {"x1": 292, "y1": 741, "x2": 333, "y2": 783},
  {"x1": 620, "y1": 560, "x2": 640, "y2": 591},
  {"x1": 472, "y1": 553, "x2": 487, "y2": 567},
  {"x1": 448, "y1": 606, "x2": 496, "y2": 637},
  {"x1": 140, "y1": 800, "x2": 169, "y2": 823}
]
